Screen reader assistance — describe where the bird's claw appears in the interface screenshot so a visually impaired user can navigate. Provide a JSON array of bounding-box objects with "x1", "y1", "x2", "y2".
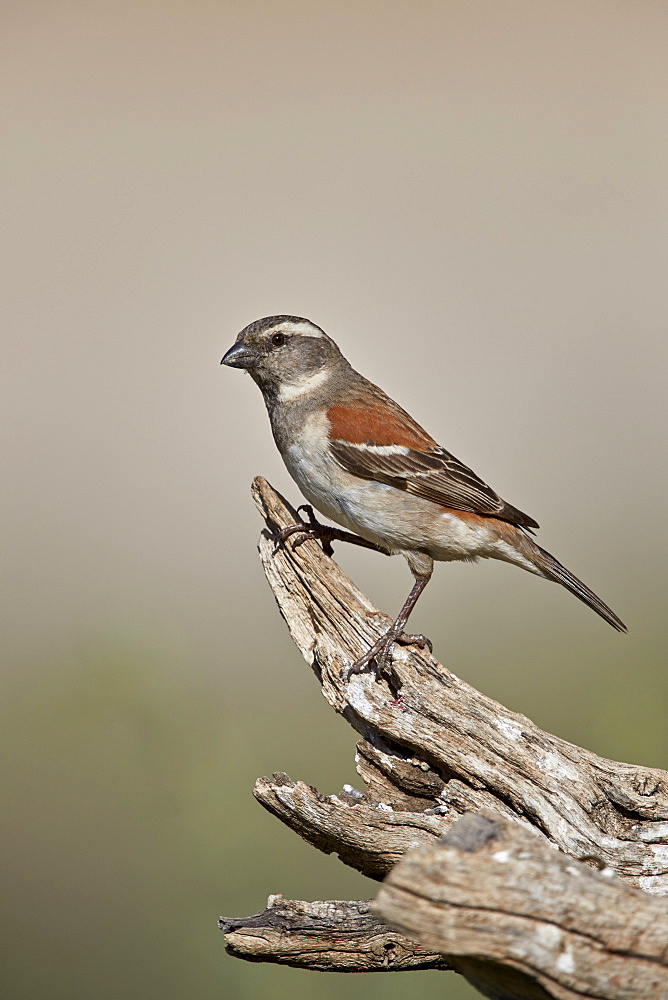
[
  {"x1": 344, "y1": 633, "x2": 398, "y2": 681},
  {"x1": 344, "y1": 629, "x2": 433, "y2": 682},
  {"x1": 344, "y1": 641, "x2": 392, "y2": 681},
  {"x1": 278, "y1": 509, "x2": 335, "y2": 556},
  {"x1": 296, "y1": 504, "x2": 319, "y2": 525},
  {"x1": 277, "y1": 510, "x2": 387, "y2": 559},
  {"x1": 395, "y1": 631, "x2": 433, "y2": 654}
]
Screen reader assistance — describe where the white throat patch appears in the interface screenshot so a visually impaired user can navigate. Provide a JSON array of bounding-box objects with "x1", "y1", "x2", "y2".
[{"x1": 277, "y1": 367, "x2": 331, "y2": 403}]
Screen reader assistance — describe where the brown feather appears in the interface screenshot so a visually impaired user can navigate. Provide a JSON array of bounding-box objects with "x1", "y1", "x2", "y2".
[
  {"x1": 327, "y1": 401, "x2": 435, "y2": 450},
  {"x1": 327, "y1": 398, "x2": 539, "y2": 530}
]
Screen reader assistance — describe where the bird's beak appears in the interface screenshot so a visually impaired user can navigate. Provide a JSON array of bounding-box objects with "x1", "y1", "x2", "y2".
[{"x1": 220, "y1": 342, "x2": 258, "y2": 369}]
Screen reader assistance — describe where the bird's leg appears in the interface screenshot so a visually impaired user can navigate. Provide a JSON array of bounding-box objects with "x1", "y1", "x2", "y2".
[
  {"x1": 345, "y1": 576, "x2": 433, "y2": 681},
  {"x1": 278, "y1": 505, "x2": 388, "y2": 558}
]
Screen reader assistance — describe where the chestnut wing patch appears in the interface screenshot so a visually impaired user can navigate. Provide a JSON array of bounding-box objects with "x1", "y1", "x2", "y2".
[
  {"x1": 330, "y1": 439, "x2": 539, "y2": 529},
  {"x1": 326, "y1": 402, "x2": 436, "y2": 451}
]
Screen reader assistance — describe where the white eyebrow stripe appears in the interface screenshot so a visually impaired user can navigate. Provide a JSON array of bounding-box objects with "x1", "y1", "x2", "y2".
[
  {"x1": 277, "y1": 367, "x2": 331, "y2": 402},
  {"x1": 279, "y1": 322, "x2": 327, "y2": 339}
]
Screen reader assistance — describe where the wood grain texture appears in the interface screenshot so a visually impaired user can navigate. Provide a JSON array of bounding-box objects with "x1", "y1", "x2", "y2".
[
  {"x1": 220, "y1": 895, "x2": 451, "y2": 973},
  {"x1": 253, "y1": 771, "x2": 446, "y2": 880},
  {"x1": 219, "y1": 478, "x2": 668, "y2": 998},
  {"x1": 250, "y1": 476, "x2": 668, "y2": 892},
  {"x1": 375, "y1": 811, "x2": 668, "y2": 1000}
]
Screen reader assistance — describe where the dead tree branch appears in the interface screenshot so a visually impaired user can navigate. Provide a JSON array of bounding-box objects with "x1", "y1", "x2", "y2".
[
  {"x1": 220, "y1": 895, "x2": 451, "y2": 973},
  {"x1": 375, "y1": 811, "x2": 668, "y2": 1000},
  {"x1": 220, "y1": 478, "x2": 668, "y2": 997}
]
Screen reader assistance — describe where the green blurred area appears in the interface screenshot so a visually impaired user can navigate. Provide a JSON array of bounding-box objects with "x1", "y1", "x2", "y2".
[
  {"x1": 3, "y1": 620, "x2": 666, "y2": 1000},
  {"x1": 1, "y1": 641, "x2": 481, "y2": 1000}
]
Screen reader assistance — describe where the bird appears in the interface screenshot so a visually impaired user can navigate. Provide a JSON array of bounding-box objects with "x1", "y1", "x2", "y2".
[{"x1": 221, "y1": 315, "x2": 626, "y2": 678}]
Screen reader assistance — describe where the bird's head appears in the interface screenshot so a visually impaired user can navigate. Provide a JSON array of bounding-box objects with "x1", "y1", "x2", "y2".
[{"x1": 221, "y1": 315, "x2": 343, "y2": 402}]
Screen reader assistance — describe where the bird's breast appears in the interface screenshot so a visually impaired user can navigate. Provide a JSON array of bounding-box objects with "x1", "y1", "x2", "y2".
[{"x1": 278, "y1": 409, "x2": 351, "y2": 525}]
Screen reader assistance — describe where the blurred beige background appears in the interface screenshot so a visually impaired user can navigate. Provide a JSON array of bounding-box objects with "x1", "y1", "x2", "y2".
[{"x1": 2, "y1": 2, "x2": 667, "y2": 998}]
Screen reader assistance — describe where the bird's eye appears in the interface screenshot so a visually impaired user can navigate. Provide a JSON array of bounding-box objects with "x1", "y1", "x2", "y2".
[{"x1": 271, "y1": 332, "x2": 286, "y2": 347}]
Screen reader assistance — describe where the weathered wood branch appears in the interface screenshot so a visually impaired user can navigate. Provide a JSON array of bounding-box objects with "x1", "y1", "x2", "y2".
[
  {"x1": 219, "y1": 478, "x2": 668, "y2": 997},
  {"x1": 220, "y1": 895, "x2": 451, "y2": 972},
  {"x1": 253, "y1": 771, "x2": 447, "y2": 880},
  {"x1": 375, "y1": 811, "x2": 668, "y2": 999},
  {"x1": 248, "y1": 476, "x2": 668, "y2": 891}
]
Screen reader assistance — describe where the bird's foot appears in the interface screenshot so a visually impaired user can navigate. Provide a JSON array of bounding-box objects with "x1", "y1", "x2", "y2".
[
  {"x1": 344, "y1": 628, "x2": 432, "y2": 682},
  {"x1": 278, "y1": 505, "x2": 337, "y2": 555},
  {"x1": 395, "y1": 631, "x2": 433, "y2": 654},
  {"x1": 278, "y1": 505, "x2": 387, "y2": 558},
  {"x1": 344, "y1": 632, "x2": 395, "y2": 681}
]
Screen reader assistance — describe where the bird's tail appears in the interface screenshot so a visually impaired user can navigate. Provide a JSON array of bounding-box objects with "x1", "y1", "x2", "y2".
[{"x1": 531, "y1": 541, "x2": 627, "y2": 632}]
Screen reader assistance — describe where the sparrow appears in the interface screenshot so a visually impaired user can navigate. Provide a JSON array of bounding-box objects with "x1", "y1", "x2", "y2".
[{"x1": 221, "y1": 315, "x2": 626, "y2": 678}]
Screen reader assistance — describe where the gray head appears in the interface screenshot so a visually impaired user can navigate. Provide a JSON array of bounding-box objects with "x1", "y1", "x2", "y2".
[{"x1": 221, "y1": 315, "x2": 344, "y2": 403}]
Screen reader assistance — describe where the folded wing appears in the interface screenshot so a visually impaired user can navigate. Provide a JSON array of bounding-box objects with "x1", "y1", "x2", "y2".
[{"x1": 327, "y1": 397, "x2": 539, "y2": 530}]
